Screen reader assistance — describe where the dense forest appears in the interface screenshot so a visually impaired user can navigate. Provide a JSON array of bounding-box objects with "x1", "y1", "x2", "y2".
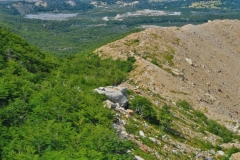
[
  {"x1": 33, "y1": 0, "x2": 94, "y2": 12},
  {"x1": 0, "y1": 27, "x2": 136, "y2": 159}
]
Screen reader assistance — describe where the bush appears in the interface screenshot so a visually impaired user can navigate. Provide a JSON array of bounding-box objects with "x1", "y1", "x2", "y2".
[
  {"x1": 125, "y1": 119, "x2": 139, "y2": 135},
  {"x1": 176, "y1": 100, "x2": 192, "y2": 110},
  {"x1": 116, "y1": 57, "x2": 136, "y2": 73},
  {"x1": 159, "y1": 104, "x2": 173, "y2": 126},
  {"x1": 129, "y1": 95, "x2": 158, "y2": 125},
  {"x1": 193, "y1": 110, "x2": 207, "y2": 124},
  {"x1": 206, "y1": 120, "x2": 233, "y2": 143}
]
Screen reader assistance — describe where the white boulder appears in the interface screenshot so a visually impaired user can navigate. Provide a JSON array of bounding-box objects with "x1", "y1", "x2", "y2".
[
  {"x1": 185, "y1": 58, "x2": 193, "y2": 65},
  {"x1": 139, "y1": 130, "x2": 146, "y2": 137},
  {"x1": 134, "y1": 155, "x2": 144, "y2": 160},
  {"x1": 94, "y1": 86, "x2": 128, "y2": 108}
]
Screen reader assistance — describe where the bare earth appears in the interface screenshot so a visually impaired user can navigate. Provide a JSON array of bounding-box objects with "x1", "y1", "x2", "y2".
[{"x1": 95, "y1": 19, "x2": 240, "y2": 129}]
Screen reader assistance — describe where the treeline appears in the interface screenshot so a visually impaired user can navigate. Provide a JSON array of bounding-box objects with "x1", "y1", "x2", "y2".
[
  {"x1": 0, "y1": 27, "x2": 135, "y2": 159},
  {"x1": 1, "y1": 0, "x2": 240, "y2": 57},
  {"x1": 220, "y1": 0, "x2": 240, "y2": 9},
  {"x1": 33, "y1": 0, "x2": 94, "y2": 12}
]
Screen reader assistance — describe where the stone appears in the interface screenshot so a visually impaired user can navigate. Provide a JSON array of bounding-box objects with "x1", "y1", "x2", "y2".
[
  {"x1": 115, "y1": 105, "x2": 126, "y2": 114},
  {"x1": 172, "y1": 150, "x2": 178, "y2": 154},
  {"x1": 175, "y1": 145, "x2": 182, "y2": 149},
  {"x1": 134, "y1": 89, "x2": 141, "y2": 94},
  {"x1": 103, "y1": 100, "x2": 116, "y2": 109},
  {"x1": 134, "y1": 155, "x2": 144, "y2": 160},
  {"x1": 149, "y1": 137, "x2": 156, "y2": 143},
  {"x1": 143, "y1": 122, "x2": 148, "y2": 128},
  {"x1": 119, "y1": 131, "x2": 128, "y2": 139},
  {"x1": 120, "y1": 87, "x2": 128, "y2": 97},
  {"x1": 217, "y1": 150, "x2": 225, "y2": 156},
  {"x1": 149, "y1": 137, "x2": 161, "y2": 145},
  {"x1": 140, "y1": 145, "x2": 148, "y2": 152},
  {"x1": 229, "y1": 152, "x2": 240, "y2": 160},
  {"x1": 202, "y1": 93, "x2": 216, "y2": 104},
  {"x1": 126, "y1": 109, "x2": 134, "y2": 116},
  {"x1": 195, "y1": 153, "x2": 203, "y2": 159},
  {"x1": 162, "y1": 135, "x2": 168, "y2": 141},
  {"x1": 185, "y1": 58, "x2": 193, "y2": 65},
  {"x1": 112, "y1": 123, "x2": 118, "y2": 129},
  {"x1": 154, "y1": 152, "x2": 161, "y2": 159},
  {"x1": 139, "y1": 130, "x2": 146, "y2": 137},
  {"x1": 210, "y1": 149, "x2": 215, "y2": 155},
  {"x1": 94, "y1": 87, "x2": 128, "y2": 108}
]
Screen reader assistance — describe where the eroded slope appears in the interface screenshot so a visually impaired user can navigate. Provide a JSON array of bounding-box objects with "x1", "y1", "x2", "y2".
[{"x1": 95, "y1": 19, "x2": 240, "y2": 128}]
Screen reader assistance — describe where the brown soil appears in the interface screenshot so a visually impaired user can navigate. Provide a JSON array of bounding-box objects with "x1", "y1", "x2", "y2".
[{"x1": 95, "y1": 19, "x2": 240, "y2": 128}]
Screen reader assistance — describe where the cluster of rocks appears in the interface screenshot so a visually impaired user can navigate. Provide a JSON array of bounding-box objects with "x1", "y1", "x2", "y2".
[
  {"x1": 94, "y1": 86, "x2": 240, "y2": 160},
  {"x1": 194, "y1": 149, "x2": 240, "y2": 160},
  {"x1": 94, "y1": 86, "x2": 135, "y2": 139},
  {"x1": 95, "y1": 86, "x2": 148, "y2": 159},
  {"x1": 112, "y1": 113, "x2": 129, "y2": 139},
  {"x1": 94, "y1": 86, "x2": 134, "y2": 117}
]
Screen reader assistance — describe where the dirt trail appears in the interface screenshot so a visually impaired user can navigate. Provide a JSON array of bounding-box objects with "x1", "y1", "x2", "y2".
[{"x1": 95, "y1": 19, "x2": 240, "y2": 127}]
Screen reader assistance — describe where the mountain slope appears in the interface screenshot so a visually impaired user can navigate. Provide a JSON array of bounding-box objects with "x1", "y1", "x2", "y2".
[
  {"x1": 0, "y1": 27, "x2": 136, "y2": 159},
  {"x1": 96, "y1": 19, "x2": 240, "y2": 125},
  {"x1": 1, "y1": 20, "x2": 240, "y2": 160},
  {"x1": 95, "y1": 19, "x2": 240, "y2": 159}
]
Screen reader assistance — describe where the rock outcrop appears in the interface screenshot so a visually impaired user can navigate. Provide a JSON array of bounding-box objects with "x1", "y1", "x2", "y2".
[
  {"x1": 230, "y1": 152, "x2": 240, "y2": 160},
  {"x1": 94, "y1": 86, "x2": 128, "y2": 108}
]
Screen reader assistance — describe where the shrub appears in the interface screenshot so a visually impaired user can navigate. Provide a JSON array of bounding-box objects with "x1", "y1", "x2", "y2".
[
  {"x1": 206, "y1": 120, "x2": 233, "y2": 143},
  {"x1": 125, "y1": 119, "x2": 139, "y2": 135},
  {"x1": 129, "y1": 95, "x2": 158, "y2": 125},
  {"x1": 159, "y1": 104, "x2": 173, "y2": 126},
  {"x1": 177, "y1": 100, "x2": 192, "y2": 110}
]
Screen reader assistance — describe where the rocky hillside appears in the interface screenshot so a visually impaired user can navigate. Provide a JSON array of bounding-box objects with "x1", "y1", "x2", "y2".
[
  {"x1": 95, "y1": 19, "x2": 240, "y2": 159},
  {"x1": 96, "y1": 19, "x2": 240, "y2": 125}
]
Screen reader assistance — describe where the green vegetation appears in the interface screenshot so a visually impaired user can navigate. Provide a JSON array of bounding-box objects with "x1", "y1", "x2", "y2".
[
  {"x1": 1, "y1": 0, "x2": 240, "y2": 57},
  {"x1": 191, "y1": 138, "x2": 214, "y2": 150},
  {"x1": 1, "y1": 0, "x2": 240, "y2": 158},
  {"x1": 177, "y1": 100, "x2": 192, "y2": 111},
  {"x1": 129, "y1": 96, "x2": 176, "y2": 134},
  {"x1": 124, "y1": 39, "x2": 140, "y2": 46},
  {"x1": 164, "y1": 52, "x2": 174, "y2": 66},
  {"x1": 177, "y1": 100, "x2": 240, "y2": 143},
  {"x1": 33, "y1": 0, "x2": 94, "y2": 12},
  {"x1": 0, "y1": 27, "x2": 135, "y2": 159},
  {"x1": 221, "y1": 148, "x2": 240, "y2": 160},
  {"x1": 129, "y1": 95, "x2": 159, "y2": 125}
]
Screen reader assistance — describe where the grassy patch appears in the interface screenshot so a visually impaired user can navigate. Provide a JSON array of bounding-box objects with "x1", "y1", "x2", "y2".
[
  {"x1": 125, "y1": 119, "x2": 139, "y2": 135},
  {"x1": 170, "y1": 90, "x2": 189, "y2": 95},
  {"x1": 164, "y1": 52, "x2": 174, "y2": 66},
  {"x1": 190, "y1": 138, "x2": 214, "y2": 150},
  {"x1": 124, "y1": 39, "x2": 140, "y2": 46}
]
